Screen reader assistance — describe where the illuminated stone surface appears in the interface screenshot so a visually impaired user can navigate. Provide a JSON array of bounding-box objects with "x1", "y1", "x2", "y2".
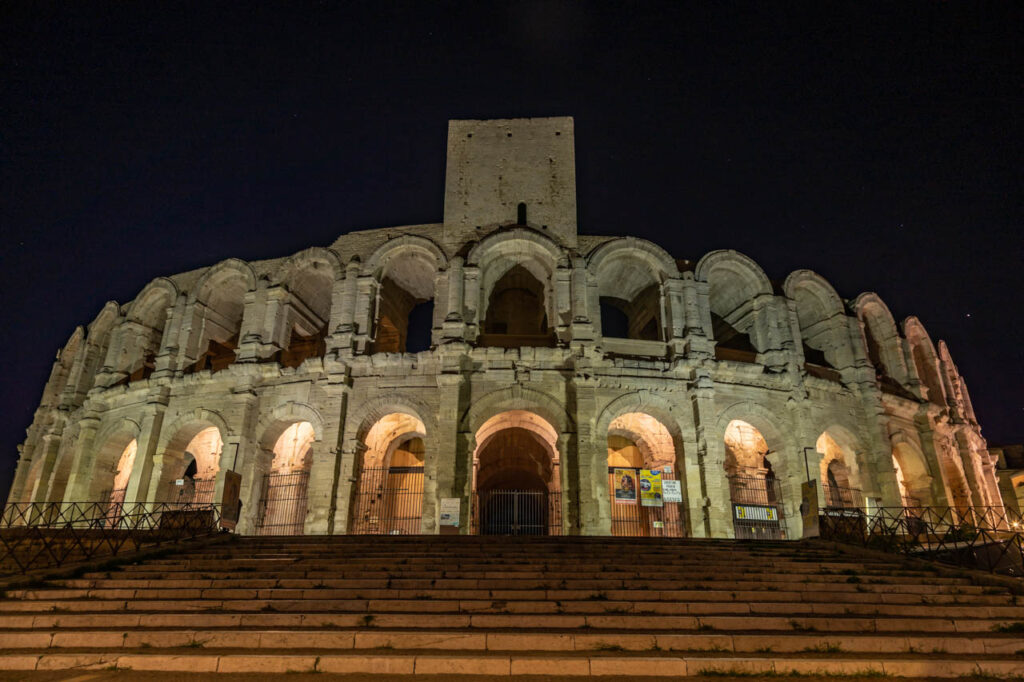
[{"x1": 8, "y1": 117, "x2": 1002, "y2": 538}]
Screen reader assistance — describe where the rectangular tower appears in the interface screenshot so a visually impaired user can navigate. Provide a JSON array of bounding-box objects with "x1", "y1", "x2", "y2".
[{"x1": 443, "y1": 117, "x2": 577, "y2": 248}]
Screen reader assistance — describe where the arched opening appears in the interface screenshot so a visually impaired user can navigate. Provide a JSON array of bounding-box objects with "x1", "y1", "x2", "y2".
[
  {"x1": 256, "y1": 421, "x2": 314, "y2": 535},
  {"x1": 939, "y1": 458, "x2": 973, "y2": 520},
  {"x1": 163, "y1": 426, "x2": 223, "y2": 504},
  {"x1": 724, "y1": 419, "x2": 785, "y2": 539},
  {"x1": 606, "y1": 412, "x2": 684, "y2": 537},
  {"x1": 705, "y1": 265, "x2": 765, "y2": 363},
  {"x1": 480, "y1": 265, "x2": 556, "y2": 348},
  {"x1": 192, "y1": 273, "x2": 248, "y2": 373},
  {"x1": 892, "y1": 441, "x2": 932, "y2": 508},
  {"x1": 816, "y1": 431, "x2": 862, "y2": 510},
  {"x1": 910, "y1": 340, "x2": 945, "y2": 405},
  {"x1": 279, "y1": 266, "x2": 332, "y2": 368},
  {"x1": 126, "y1": 287, "x2": 173, "y2": 382},
  {"x1": 472, "y1": 411, "x2": 560, "y2": 535},
  {"x1": 787, "y1": 277, "x2": 845, "y2": 377},
  {"x1": 107, "y1": 439, "x2": 137, "y2": 507},
  {"x1": 349, "y1": 412, "x2": 426, "y2": 534},
  {"x1": 370, "y1": 253, "x2": 436, "y2": 354},
  {"x1": 596, "y1": 257, "x2": 663, "y2": 341}
]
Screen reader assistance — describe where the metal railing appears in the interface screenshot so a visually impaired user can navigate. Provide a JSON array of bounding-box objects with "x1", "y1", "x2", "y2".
[
  {"x1": 728, "y1": 474, "x2": 786, "y2": 540},
  {"x1": 349, "y1": 467, "x2": 424, "y2": 535},
  {"x1": 472, "y1": 490, "x2": 562, "y2": 536},
  {"x1": 819, "y1": 505, "x2": 1024, "y2": 576},
  {"x1": 0, "y1": 501, "x2": 223, "y2": 575}
]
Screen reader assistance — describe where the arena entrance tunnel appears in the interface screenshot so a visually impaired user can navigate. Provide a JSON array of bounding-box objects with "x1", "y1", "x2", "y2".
[{"x1": 472, "y1": 411, "x2": 561, "y2": 536}]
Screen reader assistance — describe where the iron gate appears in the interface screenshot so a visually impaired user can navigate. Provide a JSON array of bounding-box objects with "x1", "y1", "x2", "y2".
[
  {"x1": 728, "y1": 474, "x2": 786, "y2": 540},
  {"x1": 607, "y1": 468, "x2": 687, "y2": 537},
  {"x1": 349, "y1": 466, "x2": 424, "y2": 535},
  {"x1": 256, "y1": 470, "x2": 309, "y2": 535},
  {"x1": 473, "y1": 489, "x2": 562, "y2": 536}
]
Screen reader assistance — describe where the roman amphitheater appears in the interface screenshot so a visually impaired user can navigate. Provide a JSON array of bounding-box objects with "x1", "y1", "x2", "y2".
[{"x1": 6, "y1": 117, "x2": 1003, "y2": 540}]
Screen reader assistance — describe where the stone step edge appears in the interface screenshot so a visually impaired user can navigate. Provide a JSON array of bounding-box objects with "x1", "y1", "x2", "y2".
[
  {"x1": 2, "y1": 651, "x2": 1023, "y2": 677},
  {"x1": 1, "y1": 629, "x2": 1022, "y2": 655}
]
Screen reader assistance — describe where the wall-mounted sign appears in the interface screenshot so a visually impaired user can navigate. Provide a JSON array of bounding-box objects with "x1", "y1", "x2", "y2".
[
  {"x1": 640, "y1": 469, "x2": 663, "y2": 508},
  {"x1": 220, "y1": 470, "x2": 242, "y2": 531},
  {"x1": 661, "y1": 479, "x2": 683, "y2": 503},
  {"x1": 734, "y1": 504, "x2": 778, "y2": 521},
  {"x1": 801, "y1": 480, "x2": 820, "y2": 538},
  {"x1": 613, "y1": 469, "x2": 637, "y2": 503},
  {"x1": 439, "y1": 497, "x2": 460, "y2": 527},
  {"x1": 174, "y1": 479, "x2": 185, "y2": 486}
]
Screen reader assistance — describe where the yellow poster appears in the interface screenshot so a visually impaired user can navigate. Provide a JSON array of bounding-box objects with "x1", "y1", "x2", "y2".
[
  {"x1": 613, "y1": 469, "x2": 637, "y2": 503},
  {"x1": 640, "y1": 469, "x2": 663, "y2": 507}
]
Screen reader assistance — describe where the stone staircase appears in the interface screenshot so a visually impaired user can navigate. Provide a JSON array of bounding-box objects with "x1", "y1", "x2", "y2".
[{"x1": 1, "y1": 535, "x2": 1023, "y2": 677}]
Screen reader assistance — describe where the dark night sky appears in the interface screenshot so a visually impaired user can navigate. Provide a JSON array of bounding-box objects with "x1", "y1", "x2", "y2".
[{"x1": 1, "y1": 2, "x2": 1020, "y2": 499}]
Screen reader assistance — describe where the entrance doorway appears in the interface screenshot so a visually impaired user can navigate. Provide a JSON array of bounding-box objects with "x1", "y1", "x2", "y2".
[{"x1": 471, "y1": 413, "x2": 561, "y2": 536}]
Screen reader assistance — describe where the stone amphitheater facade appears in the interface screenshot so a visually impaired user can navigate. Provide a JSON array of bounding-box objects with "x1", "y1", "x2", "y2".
[{"x1": 6, "y1": 117, "x2": 1003, "y2": 538}]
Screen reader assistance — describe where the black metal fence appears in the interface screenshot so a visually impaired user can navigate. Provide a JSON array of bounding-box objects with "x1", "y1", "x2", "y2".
[
  {"x1": 256, "y1": 471, "x2": 309, "y2": 536},
  {"x1": 349, "y1": 466, "x2": 424, "y2": 535},
  {"x1": 472, "y1": 489, "x2": 562, "y2": 536},
  {"x1": 728, "y1": 474, "x2": 786, "y2": 540},
  {"x1": 0, "y1": 501, "x2": 222, "y2": 575},
  {"x1": 820, "y1": 505, "x2": 1024, "y2": 576},
  {"x1": 607, "y1": 468, "x2": 687, "y2": 537}
]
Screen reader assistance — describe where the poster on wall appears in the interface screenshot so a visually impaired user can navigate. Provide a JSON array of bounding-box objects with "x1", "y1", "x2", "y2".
[
  {"x1": 662, "y1": 479, "x2": 683, "y2": 503},
  {"x1": 613, "y1": 469, "x2": 637, "y2": 503},
  {"x1": 639, "y1": 469, "x2": 663, "y2": 507},
  {"x1": 439, "y1": 497, "x2": 461, "y2": 527}
]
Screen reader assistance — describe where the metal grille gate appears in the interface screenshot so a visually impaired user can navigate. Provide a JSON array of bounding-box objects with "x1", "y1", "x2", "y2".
[
  {"x1": 607, "y1": 468, "x2": 686, "y2": 537},
  {"x1": 349, "y1": 466, "x2": 424, "y2": 535},
  {"x1": 728, "y1": 474, "x2": 786, "y2": 540},
  {"x1": 472, "y1": 490, "x2": 562, "y2": 536},
  {"x1": 256, "y1": 471, "x2": 309, "y2": 535}
]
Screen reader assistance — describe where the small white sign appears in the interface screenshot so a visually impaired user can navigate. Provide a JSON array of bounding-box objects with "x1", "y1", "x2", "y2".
[
  {"x1": 662, "y1": 479, "x2": 683, "y2": 503},
  {"x1": 439, "y1": 497, "x2": 461, "y2": 527},
  {"x1": 174, "y1": 479, "x2": 185, "y2": 486},
  {"x1": 662, "y1": 465, "x2": 672, "y2": 474}
]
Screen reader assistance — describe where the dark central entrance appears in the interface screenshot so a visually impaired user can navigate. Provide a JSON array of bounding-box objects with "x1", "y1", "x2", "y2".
[
  {"x1": 472, "y1": 424, "x2": 561, "y2": 536},
  {"x1": 478, "y1": 488, "x2": 550, "y2": 535}
]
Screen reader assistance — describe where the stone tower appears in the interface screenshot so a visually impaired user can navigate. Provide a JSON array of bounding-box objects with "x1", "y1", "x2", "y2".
[{"x1": 442, "y1": 116, "x2": 577, "y2": 248}]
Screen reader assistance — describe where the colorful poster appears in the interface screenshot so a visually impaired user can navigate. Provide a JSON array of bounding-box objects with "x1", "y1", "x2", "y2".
[
  {"x1": 640, "y1": 469, "x2": 663, "y2": 507},
  {"x1": 662, "y1": 479, "x2": 683, "y2": 503},
  {"x1": 613, "y1": 469, "x2": 637, "y2": 503}
]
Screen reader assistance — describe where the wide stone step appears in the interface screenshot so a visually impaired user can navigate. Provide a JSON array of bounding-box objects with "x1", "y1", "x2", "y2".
[
  {"x1": 3, "y1": 593, "x2": 1020, "y2": 620},
  {"x1": 1, "y1": 649, "x2": 1022, "y2": 677},
  {"x1": 2, "y1": 628, "x2": 1023, "y2": 656},
  {"x1": 1, "y1": 608, "x2": 1020, "y2": 633}
]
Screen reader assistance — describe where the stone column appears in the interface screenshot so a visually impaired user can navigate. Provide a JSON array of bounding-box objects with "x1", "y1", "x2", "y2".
[
  {"x1": 29, "y1": 434, "x2": 63, "y2": 503},
  {"x1": 306, "y1": 390, "x2": 346, "y2": 535},
  {"x1": 124, "y1": 387, "x2": 170, "y2": 505},
  {"x1": 63, "y1": 414, "x2": 102, "y2": 502},
  {"x1": 329, "y1": 260, "x2": 362, "y2": 357},
  {"x1": 569, "y1": 256, "x2": 595, "y2": 342},
  {"x1": 555, "y1": 256, "x2": 572, "y2": 341},
  {"x1": 571, "y1": 375, "x2": 605, "y2": 535},
  {"x1": 441, "y1": 257, "x2": 467, "y2": 342},
  {"x1": 662, "y1": 278, "x2": 687, "y2": 357},
  {"x1": 153, "y1": 294, "x2": 187, "y2": 379},
  {"x1": 236, "y1": 278, "x2": 270, "y2": 363},
  {"x1": 433, "y1": 370, "x2": 469, "y2": 533},
  {"x1": 689, "y1": 372, "x2": 728, "y2": 537}
]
